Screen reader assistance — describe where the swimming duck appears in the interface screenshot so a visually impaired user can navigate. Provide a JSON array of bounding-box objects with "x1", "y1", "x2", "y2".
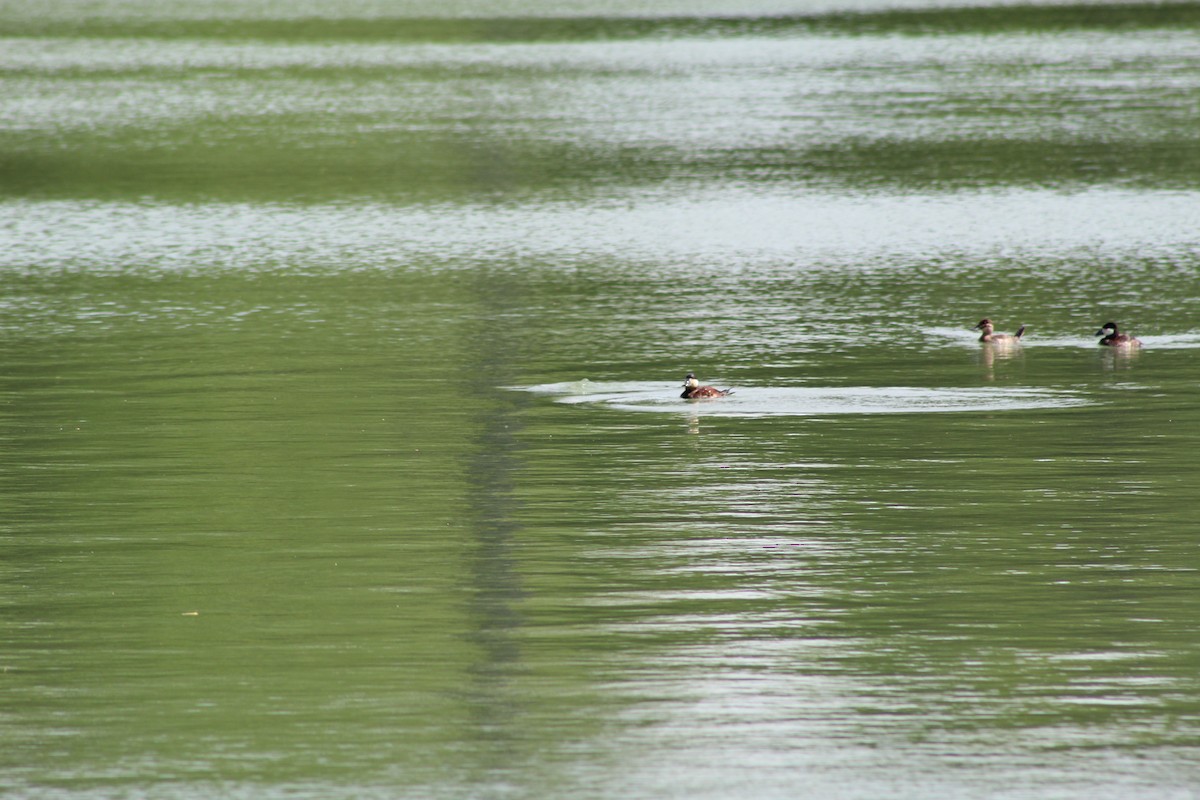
[
  {"x1": 681, "y1": 372, "x2": 733, "y2": 399},
  {"x1": 1095, "y1": 321, "x2": 1141, "y2": 348},
  {"x1": 974, "y1": 318, "x2": 1026, "y2": 343}
]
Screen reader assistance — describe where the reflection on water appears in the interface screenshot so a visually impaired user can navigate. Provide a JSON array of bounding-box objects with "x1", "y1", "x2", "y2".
[
  {"x1": 1097, "y1": 345, "x2": 1142, "y2": 373},
  {"x1": 976, "y1": 340, "x2": 1023, "y2": 381},
  {"x1": 3, "y1": 2, "x2": 1200, "y2": 798}
]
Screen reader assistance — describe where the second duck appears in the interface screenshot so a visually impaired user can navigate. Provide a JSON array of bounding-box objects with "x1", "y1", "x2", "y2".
[
  {"x1": 1096, "y1": 321, "x2": 1141, "y2": 348},
  {"x1": 974, "y1": 318, "x2": 1026, "y2": 344}
]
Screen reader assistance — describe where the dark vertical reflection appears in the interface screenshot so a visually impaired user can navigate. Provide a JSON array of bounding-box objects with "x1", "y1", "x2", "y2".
[{"x1": 457, "y1": 272, "x2": 534, "y2": 786}]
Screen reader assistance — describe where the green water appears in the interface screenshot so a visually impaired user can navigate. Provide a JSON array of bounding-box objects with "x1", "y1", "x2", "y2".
[{"x1": 3, "y1": 2, "x2": 1200, "y2": 798}]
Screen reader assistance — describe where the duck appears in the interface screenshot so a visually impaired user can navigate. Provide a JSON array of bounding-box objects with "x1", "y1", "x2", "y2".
[
  {"x1": 974, "y1": 318, "x2": 1026, "y2": 343},
  {"x1": 681, "y1": 372, "x2": 733, "y2": 399},
  {"x1": 1095, "y1": 321, "x2": 1141, "y2": 348}
]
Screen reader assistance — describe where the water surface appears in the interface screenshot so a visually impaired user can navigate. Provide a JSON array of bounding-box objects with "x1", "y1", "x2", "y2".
[{"x1": 3, "y1": 2, "x2": 1200, "y2": 798}]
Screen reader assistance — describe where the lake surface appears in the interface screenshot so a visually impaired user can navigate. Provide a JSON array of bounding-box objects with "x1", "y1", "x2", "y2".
[{"x1": 3, "y1": 1, "x2": 1200, "y2": 797}]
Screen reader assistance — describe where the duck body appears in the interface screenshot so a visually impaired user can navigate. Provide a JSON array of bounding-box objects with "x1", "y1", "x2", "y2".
[
  {"x1": 1096, "y1": 321, "x2": 1141, "y2": 348},
  {"x1": 974, "y1": 318, "x2": 1026, "y2": 343},
  {"x1": 681, "y1": 372, "x2": 733, "y2": 399}
]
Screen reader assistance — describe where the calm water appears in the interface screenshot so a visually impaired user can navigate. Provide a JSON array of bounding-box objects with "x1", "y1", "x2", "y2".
[{"x1": 3, "y1": 2, "x2": 1200, "y2": 798}]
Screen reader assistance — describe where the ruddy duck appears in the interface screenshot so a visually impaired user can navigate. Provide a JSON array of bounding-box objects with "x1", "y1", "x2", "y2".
[
  {"x1": 974, "y1": 318, "x2": 1026, "y2": 343},
  {"x1": 1095, "y1": 321, "x2": 1141, "y2": 348},
  {"x1": 681, "y1": 372, "x2": 733, "y2": 399}
]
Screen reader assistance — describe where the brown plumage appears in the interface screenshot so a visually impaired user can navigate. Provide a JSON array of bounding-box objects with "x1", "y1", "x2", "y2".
[
  {"x1": 681, "y1": 372, "x2": 733, "y2": 399},
  {"x1": 1096, "y1": 321, "x2": 1141, "y2": 348},
  {"x1": 975, "y1": 318, "x2": 1026, "y2": 343}
]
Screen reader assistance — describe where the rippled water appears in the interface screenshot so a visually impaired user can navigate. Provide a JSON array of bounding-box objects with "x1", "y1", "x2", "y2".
[
  {"x1": 527, "y1": 380, "x2": 1088, "y2": 415},
  {"x1": 3, "y1": 2, "x2": 1200, "y2": 798}
]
